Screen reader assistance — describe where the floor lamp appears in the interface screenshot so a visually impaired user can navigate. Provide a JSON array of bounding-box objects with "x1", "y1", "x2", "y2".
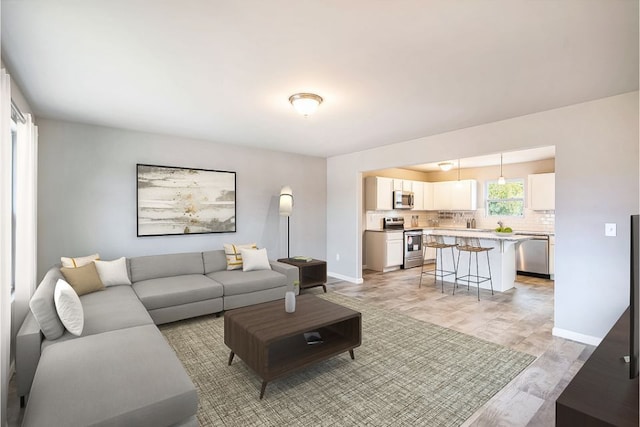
[{"x1": 279, "y1": 186, "x2": 293, "y2": 258}]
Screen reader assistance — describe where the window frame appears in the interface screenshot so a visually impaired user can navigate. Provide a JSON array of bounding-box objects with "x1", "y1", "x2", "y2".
[
  {"x1": 10, "y1": 118, "x2": 17, "y2": 297},
  {"x1": 485, "y1": 178, "x2": 525, "y2": 218}
]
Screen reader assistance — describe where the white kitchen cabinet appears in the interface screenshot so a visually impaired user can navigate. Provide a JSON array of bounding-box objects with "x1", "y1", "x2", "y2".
[
  {"x1": 433, "y1": 181, "x2": 453, "y2": 210},
  {"x1": 365, "y1": 231, "x2": 404, "y2": 272},
  {"x1": 451, "y1": 179, "x2": 477, "y2": 210},
  {"x1": 365, "y1": 176, "x2": 394, "y2": 210},
  {"x1": 391, "y1": 178, "x2": 413, "y2": 192},
  {"x1": 528, "y1": 173, "x2": 555, "y2": 210},
  {"x1": 412, "y1": 181, "x2": 424, "y2": 210},
  {"x1": 423, "y1": 182, "x2": 434, "y2": 210},
  {"x1": 432, "y1": 180, "x2": 477, "y2": 210}
]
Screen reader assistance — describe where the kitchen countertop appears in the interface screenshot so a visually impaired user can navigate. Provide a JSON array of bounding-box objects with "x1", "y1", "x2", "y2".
[
  {"x1": 427, "y1": 229, "x2": 532, "y2": 242},
  {"x1": 366, "y1": 227, "x2": 553, "y2": 238}
]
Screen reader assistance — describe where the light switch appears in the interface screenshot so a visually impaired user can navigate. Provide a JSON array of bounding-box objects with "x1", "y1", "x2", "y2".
[{"x1": 605, "y1": 223, "x2": 617, "y2": 237}]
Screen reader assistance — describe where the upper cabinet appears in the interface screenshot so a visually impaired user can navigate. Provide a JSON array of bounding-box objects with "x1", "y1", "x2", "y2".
[
  {"x1": 423, "y1": 182, "x2": 434, "y2": 210},
  {"x1": 528, "y1": 173, "x2": 555, "y2": 210},
  {"x1": 365, "y1": 176, "x2": 394, "y2": 210},
  {"x1": 392, "y1": 179, "x2": 413, "y2": 192},
  {"x1": 365, "y1": 176, "x2": 476, "y2": 211},
  {"x1": 433, "y1": 180, "x2": 477, "y2": 210},
  {"x1": 412, "y1": 181, "x2": 424, "y2": 210}
]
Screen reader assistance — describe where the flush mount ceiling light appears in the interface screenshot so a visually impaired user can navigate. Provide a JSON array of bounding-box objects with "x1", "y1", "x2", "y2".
[
  {"x1": 289, "y1": 93, "x2": 323, "y2": 117},
  {"x1": 438, "y1": 162, "x2": 453, "y2": 172},
  {"x1": 498, "y1": 153, "x2": 506, "y2": 185}
]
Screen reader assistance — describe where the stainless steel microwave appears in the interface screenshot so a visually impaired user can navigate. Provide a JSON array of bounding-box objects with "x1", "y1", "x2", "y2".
[{"x1": 393, "y1": 190, "x2": 414, "y2": 209}]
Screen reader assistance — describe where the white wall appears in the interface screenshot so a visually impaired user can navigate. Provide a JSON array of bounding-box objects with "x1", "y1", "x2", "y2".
[
  {"x1": 37, "y1": 119, "x2": 327, "y2": 278},
  {"x1": 327, "y1": 92, "x2": 639, "y2": 343}
]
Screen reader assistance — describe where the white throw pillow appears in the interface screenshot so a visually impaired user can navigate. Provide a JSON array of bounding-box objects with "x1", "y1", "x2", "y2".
[
  {"x1": 53, "y1": 279, "x2": 84, "y2": 336},
  {"x1": 224, "y1": 243, "x2": 257, "y2": 270},
  {"x1": 240, "y1": 248, "x2": 272, "y2": 272},
  {"x1": 94, "y1": 257, "x2": 131, "y2": 286},
  {"x1": 61, "y1": 253, "x2": 100, "y2": 268}
]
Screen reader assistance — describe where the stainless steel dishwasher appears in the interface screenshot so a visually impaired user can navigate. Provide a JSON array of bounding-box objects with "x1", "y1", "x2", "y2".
[{"x1": 515, "y1": 234, "x2": 550, "y2": 278}]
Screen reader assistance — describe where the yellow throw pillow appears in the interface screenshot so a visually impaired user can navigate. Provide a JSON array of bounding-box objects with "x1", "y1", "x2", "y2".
[
  {"x1": 61, "y1": 253, "x2": 100, "y2": 268},
  {"x1": 60, "y1": 262, "x2": 105, "y2": 296},
  {"x1": 223, "y1": 243, "x2": 257, "y2": 270}
]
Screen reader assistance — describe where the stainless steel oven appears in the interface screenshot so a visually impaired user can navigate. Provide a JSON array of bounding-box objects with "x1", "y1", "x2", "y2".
[{"x1": 403, "y1": 230, "x2": 423, "y2": 269}]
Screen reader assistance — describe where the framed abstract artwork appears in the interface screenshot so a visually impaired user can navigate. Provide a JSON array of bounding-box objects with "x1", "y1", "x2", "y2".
[{"x1": 136, "y1": 164, "x2": 236, "y2": 236}]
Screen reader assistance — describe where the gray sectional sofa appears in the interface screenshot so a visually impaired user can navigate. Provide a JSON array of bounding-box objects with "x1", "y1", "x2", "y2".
[{"x1": 17, "y1": 249, "x2": 298, "y2": 426}]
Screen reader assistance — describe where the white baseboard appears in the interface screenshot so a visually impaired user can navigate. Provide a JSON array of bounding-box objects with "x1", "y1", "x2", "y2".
[
  {"x1": 327, "y1": 271, "x2": 363, "y2": 284},
  {"x1": 552, "y1": 327, "x2": 602, "y2": 346}
]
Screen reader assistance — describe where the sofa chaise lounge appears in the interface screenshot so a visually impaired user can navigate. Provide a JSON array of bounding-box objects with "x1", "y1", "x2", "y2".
[{"x1": 17, "y1": 249, "x2": 298, "y2": 426}]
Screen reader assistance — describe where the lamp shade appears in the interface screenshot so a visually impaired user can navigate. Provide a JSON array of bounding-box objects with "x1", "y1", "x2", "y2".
[{"x1": 279, "y1": 186, "x2": 293, "y2": 216}]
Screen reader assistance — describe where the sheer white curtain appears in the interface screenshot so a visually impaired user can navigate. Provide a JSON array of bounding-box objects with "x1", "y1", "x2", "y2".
[
  {"x1": 14, "y1": 114, "x2": 38, "y2": 328},
  {"x1": 0, "y1": 68, "x2": 13, "y2": 427}
]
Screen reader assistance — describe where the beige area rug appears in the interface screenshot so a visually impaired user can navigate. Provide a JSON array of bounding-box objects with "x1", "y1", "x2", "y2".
[{"x1": 159, "y1": 293, "x2": 535, "y2": 427}]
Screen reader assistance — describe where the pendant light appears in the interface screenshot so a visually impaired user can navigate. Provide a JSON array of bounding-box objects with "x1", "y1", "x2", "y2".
[{"x1": 498, "y1": 153, "x2": 506, "y2": 185}]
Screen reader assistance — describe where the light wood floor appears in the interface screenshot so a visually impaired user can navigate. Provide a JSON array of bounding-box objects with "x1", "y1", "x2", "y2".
[
  {"x1": 318, "y1": 265, "x2": 594, "y2": 427},
  {"x1": 7, "y1": 265, "x2": 592, "y2": 426}
]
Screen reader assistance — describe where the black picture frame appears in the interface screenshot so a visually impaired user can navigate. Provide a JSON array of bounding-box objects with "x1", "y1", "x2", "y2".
[{"x1": 136, "y1": 164, "x2": 236, "y2": 236}]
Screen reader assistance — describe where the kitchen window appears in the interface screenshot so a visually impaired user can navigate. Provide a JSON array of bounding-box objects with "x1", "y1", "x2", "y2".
[{"x1": 486, "y1": 179, "x2": 525, "y2": 217}]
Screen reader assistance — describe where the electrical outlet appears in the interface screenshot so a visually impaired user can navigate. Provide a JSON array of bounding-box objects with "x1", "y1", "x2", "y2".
[
  {"x1": 336, "y1": 253, "x2": 340, "y2": 261},
  {"x1": 605, "y1": 223, "x2": 617, "y2": 237}
]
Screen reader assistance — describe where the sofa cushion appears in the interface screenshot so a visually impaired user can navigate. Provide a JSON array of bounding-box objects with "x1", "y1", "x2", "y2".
[
  {"x1": 207, "y1": 269, "x2": 286, "y2": 296},
  {"x1": 133, "y1": 274, "x2": 223, "y2": 311},
  {"x1": 60, "y1": 262, "x2": 105, "y2": 296},
  {"x1": 223, "y1": 243, "x2": 257, "y2": 270},
  {"x1": 43, "y1": 285, "x2": 154, "y2": 349},
  {"x1": 53, "y1": 279, "x2": 84, "y2": 336},
  {"x1": 95, "y1": 257, "x2": 132, "y2": 286},
  {"x1": 23, "y1": 325, "x2": 198, "y2": 427},
  {"x1": 29, "y1": 267, "x2": 66, "y2": 340},
  {"x1": 241, "y1": 248, "x2": 272, "y2": 272},
  {"x1": 129, "y1": 252, "x2": 204, "y2": 282},
  {"x1": 60, "y1": 253, "x2": 99, "y2": 268},
  {"x1": 202, "y1": 249, "x2": 227, "y2": 274}
]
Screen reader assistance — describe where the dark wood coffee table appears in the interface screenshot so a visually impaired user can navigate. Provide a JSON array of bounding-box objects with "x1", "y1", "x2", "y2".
[{"x1": 224, "y1": 294, "x2": 362, "y2": 399}]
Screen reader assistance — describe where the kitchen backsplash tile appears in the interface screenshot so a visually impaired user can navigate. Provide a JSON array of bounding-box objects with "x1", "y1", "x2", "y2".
[{"x1": 365, "y1": 209, "x2": 555, "y2": 233}]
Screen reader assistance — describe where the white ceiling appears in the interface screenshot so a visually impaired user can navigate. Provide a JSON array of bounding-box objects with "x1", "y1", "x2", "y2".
[{"x1": 1, "y1": 1, "x2": 638, "y2": 158}]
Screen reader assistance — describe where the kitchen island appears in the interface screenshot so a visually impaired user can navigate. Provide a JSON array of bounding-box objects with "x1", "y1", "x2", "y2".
[{"x1": 423, "y1": 229, "x2": 531, "y2": 292}]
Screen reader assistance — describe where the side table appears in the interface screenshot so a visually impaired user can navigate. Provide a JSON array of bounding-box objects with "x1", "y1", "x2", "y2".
[{"x1": 277, "y1": 258, "x2": 327, "y2": 293}]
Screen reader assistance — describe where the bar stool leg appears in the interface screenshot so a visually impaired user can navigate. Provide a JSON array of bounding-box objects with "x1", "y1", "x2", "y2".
[
  {"x1": 453, "y1": 249, "x2": 461, "y2": 294},
  {"x1": 419, "y1": 245, "x2": 428, "y2": 288},
  {"x1": 466, "y1": 251, "x2": 471, "y2": 291},
  {"x1": 448, "y1": 246, "x2": 456, "y2": 294},
  {"x1": 486, "y1": 250, "x2": 494, "y2": 295},
  {"x1": 439, "y1": 247, "x2": 445, "y2": 293},
  {"x1": 475, "y1": 252, "x2": 480, "y2": 301}
]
